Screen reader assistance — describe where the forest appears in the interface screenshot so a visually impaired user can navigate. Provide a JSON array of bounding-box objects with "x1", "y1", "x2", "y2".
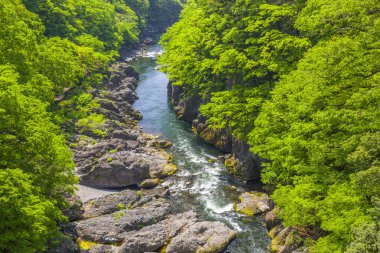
[
  {"x1": 159, "y1": 0, "x2": 380, "y2": 252},
  {"x1": 0, "y1": 0, "x2": 181, "y2": 252}
]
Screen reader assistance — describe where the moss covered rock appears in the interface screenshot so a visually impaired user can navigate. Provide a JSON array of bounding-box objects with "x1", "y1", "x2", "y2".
[
  {"x1": 151, "y1": 162, "x2": 178, "y2": 179},
  {"x1": 270, "y1": 226, "x2": 311, "y2": 253},
  {"x1": 265, "y1": 207, "x2": 281, "y2": 229},
  {"x1": 233, "y1": 191, "x2": 271, "y2": 216},
  {"x1": 139, "y1": 178, "x2": 160, "y2": 188},
  {"x1": 224, "y1": 156, "x2": 238, "y2": 174}
]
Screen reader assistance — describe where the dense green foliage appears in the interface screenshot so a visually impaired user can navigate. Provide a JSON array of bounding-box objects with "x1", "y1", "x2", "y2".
[
  {"x1": 149, "y1": 0, "x2": 184, "y2": 31},
  {"x1": 160, "y1": 0, "x2": 380, "y2": 252},
  {"x1": 0, "y1": 0, "x2": 181, "y2": 251},
  {"x1": 160, "y1": 0, "x2": 310, "y2": 138},
  {"x1": 0, "y1": 169, "x2": 62, "y2": 253}
]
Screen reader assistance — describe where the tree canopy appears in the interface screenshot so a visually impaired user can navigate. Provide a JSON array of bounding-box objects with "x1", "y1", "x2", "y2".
[
  {"x1": 160, "y1": 0, "x2": 380, "y2": 251},
  {"x1": 0, "y1": 0, "x2": 182, "y2": 251}
]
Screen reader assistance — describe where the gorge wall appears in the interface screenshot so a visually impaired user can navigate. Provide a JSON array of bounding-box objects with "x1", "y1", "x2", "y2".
[{"x1": 168, "y1": 83, "x2": 263, "y2": 181}]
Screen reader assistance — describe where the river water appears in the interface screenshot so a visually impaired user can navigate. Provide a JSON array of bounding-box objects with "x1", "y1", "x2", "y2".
[{"x1": 132, "y1": 44, "x2": 270, "y2": 253}]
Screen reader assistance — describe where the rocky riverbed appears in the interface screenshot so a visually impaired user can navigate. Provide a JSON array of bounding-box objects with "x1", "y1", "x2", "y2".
[
  {"x1": 50, "y1": 60, "x2": 236, "y2": 253},
  {"x1": 166, "y1": 61, "x2": 311, "y2": 253}
]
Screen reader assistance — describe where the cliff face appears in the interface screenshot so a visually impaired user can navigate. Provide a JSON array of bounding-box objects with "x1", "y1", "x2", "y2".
[{"x1": 167, "y1": 83, "x2": 263, "y2": 181}]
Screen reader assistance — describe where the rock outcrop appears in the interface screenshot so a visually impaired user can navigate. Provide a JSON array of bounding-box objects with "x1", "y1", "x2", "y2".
[
  {"x1": 269, "y1": 226, "x2": 312, "y2": 253},
  {"x1": 165, "y1": 221, "x2": 236, "y2": 253},
  {"x1": 265, "y1": 207, "x2": 281, "y2": 230},
  {"x1": 65, "y1": 188, "x2": 235, "y2": 253},
  {"x1": 139, "y1": 178, "x2": 160, "y2": 188},
  {"x1": 233, "y1": 191, "x2": 272, "y2": 216},
  {"x1": 233, "y1": 191, "x2": 310, "y2": 253},
  {"x1": 72, "y1": 63, "x2": 175, "y2": 188}
]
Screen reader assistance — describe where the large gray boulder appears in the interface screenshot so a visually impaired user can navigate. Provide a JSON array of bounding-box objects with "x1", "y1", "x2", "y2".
[
  {"x1": 165, "y1": 221, "x2": 236, "y2": 253},
  {"x1": 82, "y1": 189, "x2": 142, "y2": 218},
  {"x1": 117, "y1": 211, "x2": 236, "y2": 253},
  {"x1": 118, "y1": 211, "x2": 198, "y2": 253},
  {"x1": 75, "y1": 198, "x2": 171, "y2": 243},
  {"x1": 78, "y1": 145, "x2": 174, "y2": 188},
  {"x1": 79, "y1": 151, "x2": 151, "y2": 188},
  {"x1": 71, "y1": 189, "x2": 236, "y2": 253}
]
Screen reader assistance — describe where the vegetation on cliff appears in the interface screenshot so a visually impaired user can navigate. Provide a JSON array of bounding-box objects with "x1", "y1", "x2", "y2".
[
  {"x1": 160, "y1": 0, "x2": 380, "y2": 252},
  {"x1": 0, "y1": 0, "x2": 181, "y2": 252}
]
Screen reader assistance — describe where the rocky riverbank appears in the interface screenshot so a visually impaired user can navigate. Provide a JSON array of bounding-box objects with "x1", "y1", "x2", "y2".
[
  {"x1": 73, "y1": 63, "x2": 177, "y2": 190},
  {"x1": 167, "y1": 84, "x2": 312, "y2": 253},
  {"x1": 50, "y1": 60, "x2": 236, "y2": 253},
  {"x1": 62, "y1": 188, "x2": 235, "y2": 253},
  {"x1": 232, "y1": 191, "x2": 312, "y2": 253},
  {"x1": 167, "y1": 83, "x2": 263, "y2": 181}
]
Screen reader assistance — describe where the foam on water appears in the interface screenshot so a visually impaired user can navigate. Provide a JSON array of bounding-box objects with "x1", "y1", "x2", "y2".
[
  {"x1": 143, "y1": 44, "x2": 164, "y2": 58},
  {"x1": 205, "y1": 201, "x2": 234, "y2": 214}
]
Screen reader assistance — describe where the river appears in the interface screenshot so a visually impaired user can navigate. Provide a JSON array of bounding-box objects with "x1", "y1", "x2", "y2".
[{"x1": 132, "y1": 44, "x2": 270, "y2": 253}]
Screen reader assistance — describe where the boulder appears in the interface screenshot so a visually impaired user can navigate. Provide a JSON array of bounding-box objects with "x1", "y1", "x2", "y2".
[
  {"x1": 114, "y1": 103, "x2": 141, "y2": 120},
  {"x1": 108, "y1": 63, "x2": 138, "y2": 90},
  {"x1": 270, "y1": 226, "x2": 311, "y2": 253},
  {"x1": 82, "y1": 190, "x2": 141, "y2": 218},
  {"x1": 75, "y1": 199, "x2": 171, "y2": 244},
  {"x1": 47, "y1": 235, "x2": 80, "y2": 253},
  {"x1": 139, "y1": 178, "x2": 160, "y2": 188},
  {"x1": 66, "y1": 62, "x2": 238, "y2": 253},
  {"x1": 62, "y1": 195, "x2": 84, "y2": 222},
  {"x1": 265, "y1": 207, "x2": 281, "y2": 229},
  {"x1": 109, "y1": 72, "x2": 126, "y2": 89},
  {"x1": 79, "y1": 152, "x2": 151, "y2": 188},
  {"x1": 270, "y1": 227, "x2": 299, "y2": 253},
  {"x1": 234, "y1": 191, "x2": 271, "y2": 216},
  {"x1": 72, "y1": 188, "x2": 236, "y2": 253},
  {"x1": 197, "y1": 127, "x2": 232, "y2": 153},
  {"x1": 74, "y1": 188, "x2": 237, "y2": 253},
  {"x1": 118, "y1": 63, "x2": 139, "y2": 80},
  {"x1": 150, "y1": 162, "x2": 177, "y2": 179},
  {"x1": 97, "y1": 99, "x2": 120, "y2": 114},
  {"x1": 167, "y1": 83, "x2": 183, "y2": 104},
  {"x1": 269, "y1": 225, "x2": 284, "y2": 239},
  {"x1": 118, "y1": 212, "x2": 198, "y2": 253},
  {"x1": 118, "y1": 223, "x2": 168, "y2": 253},
  {"x1": 150, "y1": 139, "x2": 173, "y2": 148},
  {"x1": 165, "y1": 221, "x2": 236, "y2": 253},
  {"x1": 112, "y1": 130, "x2": 139, "y2": 140},
  {"x1": 111, "y1": 87, "x2": 136, "y2": 104},
  {"x1": 180, "y1": 93, "x2": 202, "y2": 123}
]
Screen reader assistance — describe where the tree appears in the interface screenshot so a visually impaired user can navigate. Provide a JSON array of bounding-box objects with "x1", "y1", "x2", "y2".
[
  {"x1": 161, "y1": 0, "x2": 380, "y2": 251},
  {"x1": 0, "y1": 169, "x2": 62, "y2": 253},
  {"x1": 0, "y1": 65, "x2": 76, "y2": 203},
  {"x1": 249, "y1": 6, "x2": 379, "y2": 251}
]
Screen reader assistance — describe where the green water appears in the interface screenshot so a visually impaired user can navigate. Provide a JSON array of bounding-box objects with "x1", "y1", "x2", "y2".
[{"x1": 132, "y1": 44, "x2": 270, "y2": 253}]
